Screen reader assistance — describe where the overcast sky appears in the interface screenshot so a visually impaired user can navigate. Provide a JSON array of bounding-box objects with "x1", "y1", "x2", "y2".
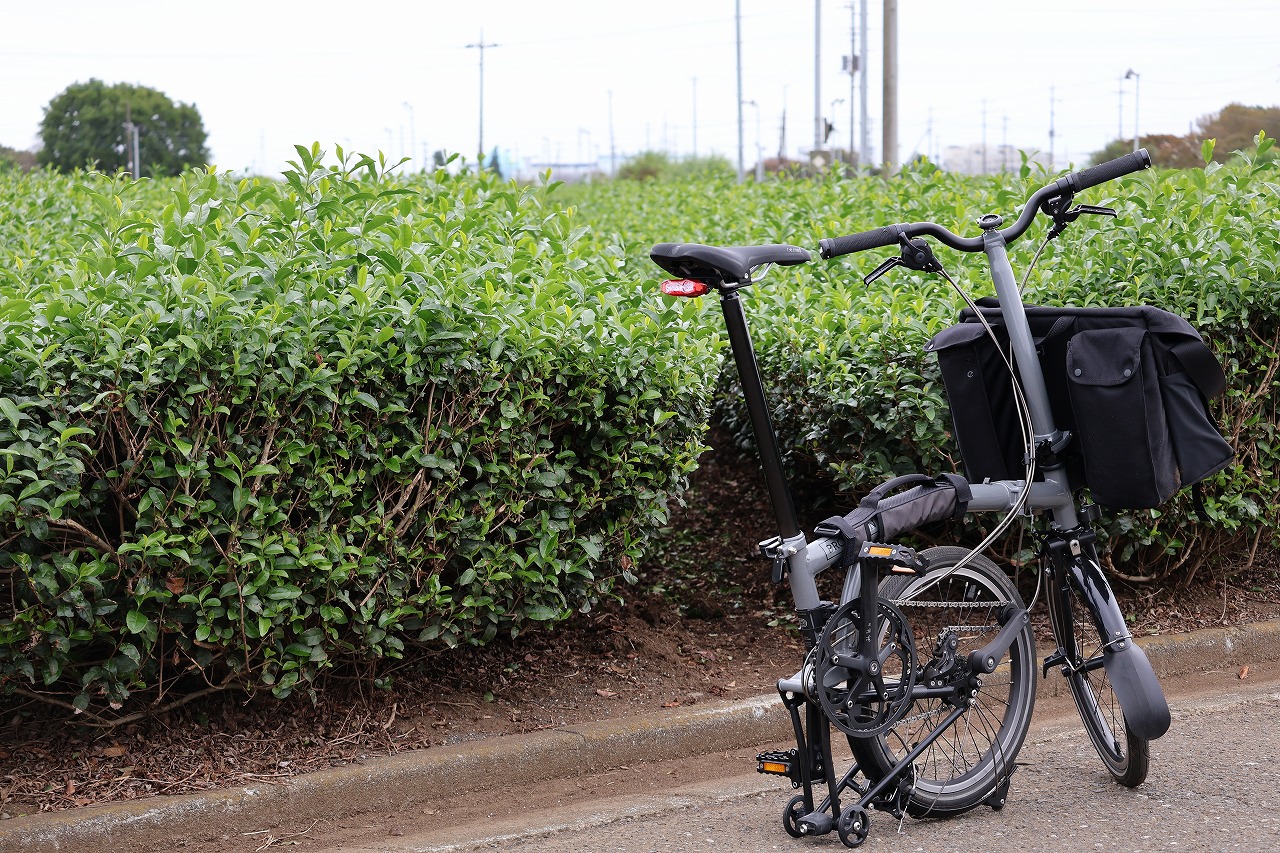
[{"x1": 2, "y1": 1, "x2": 1277, "y2": 176}]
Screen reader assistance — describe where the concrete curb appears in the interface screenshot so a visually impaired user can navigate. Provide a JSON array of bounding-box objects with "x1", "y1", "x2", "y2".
[{"x1": 4, "y1": 618, "x2": 1279, "y2": 853}]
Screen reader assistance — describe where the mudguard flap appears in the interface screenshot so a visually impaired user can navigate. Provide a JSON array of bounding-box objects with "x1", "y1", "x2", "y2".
[{"x1": 1102, "y1": 642, "x2": 1171, "y2": 740}]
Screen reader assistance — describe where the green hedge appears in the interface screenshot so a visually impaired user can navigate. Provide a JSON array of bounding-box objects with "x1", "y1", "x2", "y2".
[
  {"x1": 577, "y1": 149, "x2": 1280, "y2": 579},
  {"x1": 0, "y1": 147, "x2": 718, "y2": 712}
]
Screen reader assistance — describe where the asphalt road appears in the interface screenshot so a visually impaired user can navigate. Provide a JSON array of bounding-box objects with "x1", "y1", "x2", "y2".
[{"x1": 312, "y1": 663, "x2": 1280, "y2": 853}]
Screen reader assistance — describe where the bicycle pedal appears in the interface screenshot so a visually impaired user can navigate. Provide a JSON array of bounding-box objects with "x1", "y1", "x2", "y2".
[
  {"x1": 859, "y1": 541, "x2": 927, "y2": 575},
  {"x1": 756, "y1": 749, "x2": 798, "y2": 782}
]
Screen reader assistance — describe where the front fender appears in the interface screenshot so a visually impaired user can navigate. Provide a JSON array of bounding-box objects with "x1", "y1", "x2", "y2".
[{"x1": 1069, "y1": 552, "x2": 1171, "y2": 740}]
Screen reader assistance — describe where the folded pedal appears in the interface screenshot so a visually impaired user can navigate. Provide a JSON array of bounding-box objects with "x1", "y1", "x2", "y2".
[
  {"x1": 859, "y1": 541, "x2": 927, "y2": 575},
  {"x1": 757, "y1": 749, "x2": 799, "y2": 782}
]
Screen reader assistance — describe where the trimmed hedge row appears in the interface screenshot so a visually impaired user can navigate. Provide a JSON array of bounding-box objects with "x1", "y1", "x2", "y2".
[
  {"x1": 0, "y1": 147, "x2": 718, "y2": 712},
  {"x1": 576, "y1": 149, "x2": 1280, "y2": 579}
]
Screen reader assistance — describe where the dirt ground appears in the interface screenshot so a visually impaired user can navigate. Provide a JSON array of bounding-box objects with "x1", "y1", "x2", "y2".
[{"x1": 2, "y1": 438, "x2": 1277, "y2": 819}]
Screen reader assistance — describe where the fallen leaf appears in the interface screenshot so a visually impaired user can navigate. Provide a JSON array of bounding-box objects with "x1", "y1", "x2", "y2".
[
  {"x1": 725, "y1": 681, "x2": 736, "y2": 689},
  {"x1": 165, "y1": 576, "x2": 186, "y2": 594},
  {"x1": 101, "y1": 744, "x2": 128, "y2": 758},
  {"x1": 595, "y1": 689, "x2": 617, "y2": 699},
  {"x1": 661, "y1": 701, "x2": 681, "y2": 708},
  {"x1": 1239, "y1": 665, "x2": 1250, "y2": 680}
]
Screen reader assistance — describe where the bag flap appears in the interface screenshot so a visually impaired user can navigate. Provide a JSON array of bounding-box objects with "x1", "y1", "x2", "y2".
[
  {"x1": 1066, "y1": 326, "x2": 1146, "y2": 386},
  {"x1": 924, "y1": 322, "x2": 990, "y2": 353}
]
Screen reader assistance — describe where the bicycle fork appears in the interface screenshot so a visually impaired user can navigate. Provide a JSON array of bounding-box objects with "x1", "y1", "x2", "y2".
[{"x1": 1042, "y1": 531, "x2": 1171, "y2": 740}]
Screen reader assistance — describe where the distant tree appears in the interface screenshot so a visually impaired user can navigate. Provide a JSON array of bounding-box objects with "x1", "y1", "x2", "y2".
[
  {"x1": 617, "y1": 151, "x2": 672, "y2": 181},
  {"x1": 0, "y1": 144, "x2": 38, "y2": 172},
  {"x1": 1195, "y1": 103, "x2": 1280, "y2": 161},
  {"x1": 38, "y1": 79, "x2": 210, "y2": 176},
  {"x1": 1091, "y1": 134, "x2": 1201, "y2": 169},
  {"x1": 616, "y1": 151, "x2": 734, "y2": 182}
]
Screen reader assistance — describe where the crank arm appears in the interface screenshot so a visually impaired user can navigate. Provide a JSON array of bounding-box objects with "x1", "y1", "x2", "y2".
[{"x1": 966, "y1": 607, "x2": 1029, "y2": 674}]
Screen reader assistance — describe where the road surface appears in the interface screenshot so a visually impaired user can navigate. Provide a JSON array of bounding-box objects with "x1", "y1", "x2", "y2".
[{"x1": 305, "y1": 663, "x2": 1280, "y2": 853}]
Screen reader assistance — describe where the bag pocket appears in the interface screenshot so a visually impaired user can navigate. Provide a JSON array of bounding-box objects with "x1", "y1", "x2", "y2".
[
  {"x1": 928, "y1": 322, "x2": 1021, "y2": 482},
  {"x1": 1159, "y1": 371, "x2": 1234, "y2": 486},
  {"x1": 1066, "y1": 327, "x2": 1178, "y2": 508}
]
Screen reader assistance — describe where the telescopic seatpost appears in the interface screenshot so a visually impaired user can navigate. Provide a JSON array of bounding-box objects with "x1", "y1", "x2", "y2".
[{"x1": 719, "y1": 290, "x2": 802, "y2": 541}]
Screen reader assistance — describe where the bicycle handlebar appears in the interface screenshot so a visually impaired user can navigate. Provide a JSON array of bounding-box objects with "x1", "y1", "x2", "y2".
[{"x1": 818, "y1": 148, "x2": 1152, "y2": 260}]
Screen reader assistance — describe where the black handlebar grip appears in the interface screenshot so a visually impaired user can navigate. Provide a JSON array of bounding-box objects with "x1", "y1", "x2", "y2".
[
  {"x1": 1064, "y1": 149, "x2": 1152, "y2": 193},
  {"x1": 819, "y1": 225, "x2": 902, "y2": 259}
]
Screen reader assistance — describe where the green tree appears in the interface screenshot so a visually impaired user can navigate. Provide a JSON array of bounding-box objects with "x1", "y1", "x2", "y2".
[
  {"x1": 1196, "y1": 103, "x2": 1280, "y2": 161},
  {"x1": 38, "y1": 79, "x2": 210, "y2": 176}
]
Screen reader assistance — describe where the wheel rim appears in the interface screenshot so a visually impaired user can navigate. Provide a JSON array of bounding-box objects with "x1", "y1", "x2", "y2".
[{"x1": 859, "y1": 551, "x2": 1035, "y2": 810}]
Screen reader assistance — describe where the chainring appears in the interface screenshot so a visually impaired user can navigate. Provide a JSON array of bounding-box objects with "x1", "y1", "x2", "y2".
[{"x1": 814, "y1": 596, "x2": 917, "y2": 737}]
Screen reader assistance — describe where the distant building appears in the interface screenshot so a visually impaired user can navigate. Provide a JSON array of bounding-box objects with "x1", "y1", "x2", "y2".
[
  {"x1": 942, "y1": 144, "x2": 1049, "y2": 175},
  {"x1": 516, "y1": 160, "x2": 604, "y2": 184}
]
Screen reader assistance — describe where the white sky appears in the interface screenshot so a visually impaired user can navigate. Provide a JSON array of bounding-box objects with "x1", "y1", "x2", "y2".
[{"x1": 2, "y1": 1, "x2": 1277, "y2": 175}]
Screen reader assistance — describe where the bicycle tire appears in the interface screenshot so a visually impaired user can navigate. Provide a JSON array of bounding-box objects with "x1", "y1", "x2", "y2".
[
  {"x1": 1048, "y1": 569, "x2": 1150, "y2": 787},
  {"x1": 848, "y1": 546, "x2": 1037, "y2": 818}
]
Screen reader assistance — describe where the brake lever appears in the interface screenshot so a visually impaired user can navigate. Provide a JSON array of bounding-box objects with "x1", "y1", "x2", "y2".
[
  {"x1": 863, "y1": 255, "x2": 903, "y2": 286},
  {"x1": 863, "y1": 238, "x2": 942, "y2": 286},
  {"x1": 1044, "y1": 194, "x2": 1119, "y2": 239},
  {"x1": 1071, "y1": 204, "x2": 1118, "y2": 218}
]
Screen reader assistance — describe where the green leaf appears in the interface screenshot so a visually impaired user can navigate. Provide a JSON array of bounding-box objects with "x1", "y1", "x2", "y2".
[
  {"x1": 125, "y1": 611, "x2": 150, "y2": 635},
  {"x1": 1201, "y1": 138, "x2": 1216, "y2": 164},
  {"x1": 0, "y1": 398, "x2": 21, "y2": 428}
]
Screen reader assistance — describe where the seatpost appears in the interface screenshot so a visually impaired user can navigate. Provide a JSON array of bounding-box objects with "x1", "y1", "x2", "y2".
[{"x1": 718, "y1": 290, "x2": 802, "y2": 541}]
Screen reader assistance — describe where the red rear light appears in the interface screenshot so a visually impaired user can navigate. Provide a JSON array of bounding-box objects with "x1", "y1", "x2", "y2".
[{"x1": 660, "y1": 279, "x2": 710, "y2": 297}]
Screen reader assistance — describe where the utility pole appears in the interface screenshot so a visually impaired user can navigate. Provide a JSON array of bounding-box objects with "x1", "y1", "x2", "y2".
[
  {"x1": 981, "y1": 98, "x2": 988, "y2": 174},
  {"x1": 736, "y1": 0, "x2": 745, "y2": 182},
  {"x1": 124, "y1": 102, "x2": 141, "y2": 179},
  {"x1": 692, "y1": 77, "x2": 698, "y2": 157},
  {"x1": 403, "y1": 102, "x2": 415, "y2": 169},
  {"x1": 608, "y1": 90, "x2": 617, "y2": 176},
  {"x1": 1002, "y1": 114, "x2": 1009, "y2": 172},
  {"x1": 814, "y1": 0, "x2": 822, "y2": 151},
  {"x1": 845, "y1": 2, "x2": 857, "y2": 167},
  {"x1": 860, "y1": 0, "x2": 870, "y2": 165},
  {"x1": 1125, "y1": 68, "x2": 1141, "y2": 153},
  {"x1": 882, "y1": 0, "x2": 898, "y2": 172},
  {"x1": 1048, "y1": 84, "x2": 1060, "y2": 170},
  {"x1": 466, "y1": 33, "x2": 499, "y2": 160},
  {"x1": 1117, "y1": 75, "x2": 1125, "y2": 141}
]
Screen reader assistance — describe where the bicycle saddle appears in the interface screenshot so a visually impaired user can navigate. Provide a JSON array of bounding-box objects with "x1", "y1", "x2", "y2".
[{"x1": 650, "y1": 242, "x2": 811, "y2": 286}]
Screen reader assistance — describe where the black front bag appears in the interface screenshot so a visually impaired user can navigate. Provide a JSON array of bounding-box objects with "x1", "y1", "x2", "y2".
[{"x1": 926, "y1": 304, "x2": 1233, "y2": 509}]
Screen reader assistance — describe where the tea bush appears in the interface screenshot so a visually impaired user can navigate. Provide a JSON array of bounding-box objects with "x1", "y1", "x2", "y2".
[
  {"x1": 578, "y1": 149, "x2": 1280, "y2": 580},
  {"x1": 0, "y1": 147, "x2": 718, "y2": 713}
]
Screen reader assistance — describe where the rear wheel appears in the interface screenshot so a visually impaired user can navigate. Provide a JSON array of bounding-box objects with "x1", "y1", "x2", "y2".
[
  {"x1": 849, "y1": 546, "x2": 1037, "y2": 817},
  {"x1": 1048, "y1": 570, "x2": 1149, "y2": 787}
]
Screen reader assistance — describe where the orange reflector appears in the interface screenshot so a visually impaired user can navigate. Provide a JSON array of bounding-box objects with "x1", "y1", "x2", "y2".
[
  {"x1": 761, "y1": 761, "x2": 790, "y2": 774},
  {"x1": 661, "y1": 279, "x2": 710, "y2": 297},
  {"x1": 867, "y1": 545, "x2": 894, "y2": 557}
]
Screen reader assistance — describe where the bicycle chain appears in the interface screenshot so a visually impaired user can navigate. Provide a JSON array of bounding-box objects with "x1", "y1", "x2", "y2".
[{"x1": 889, "y1": 599, "x2": 1014, "y2": 609}]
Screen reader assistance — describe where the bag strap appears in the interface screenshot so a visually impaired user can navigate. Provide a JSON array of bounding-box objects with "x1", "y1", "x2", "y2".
[
  {"x1": 935, "y1": 473, "x2": 973, "y2": 519},
  {"x1": 1167, "y1": 337, "x2": 1228, "y2": 400},
  {"x1": 814, "y1": 513, "x2": 864, "y2": 569}
]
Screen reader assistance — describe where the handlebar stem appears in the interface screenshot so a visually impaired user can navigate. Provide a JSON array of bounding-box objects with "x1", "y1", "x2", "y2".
[{"x1": 983, "y1": 229, "x2": 1080, "y2": 530}]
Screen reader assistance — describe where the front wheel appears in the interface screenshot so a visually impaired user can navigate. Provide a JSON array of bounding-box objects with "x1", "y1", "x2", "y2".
[
  {"x1": 849, "y1": 546, "x2": 1037, "y2": 817},
  {"x1": 1048, "y1": 569, "x2": 1150, "y2": 787}
]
